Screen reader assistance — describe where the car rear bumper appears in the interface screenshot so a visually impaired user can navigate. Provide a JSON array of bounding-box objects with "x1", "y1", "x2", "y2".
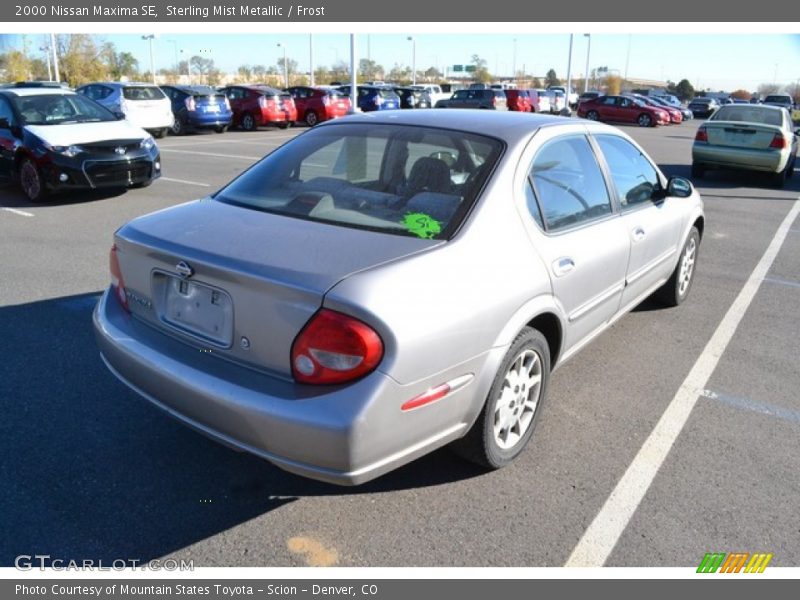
[
  {"x1": 125, "y1": 113, "x2": 174, "y2": 130},
  {"x1": 257, "y1": 108, "x2": 298, "y2": 124},
  {"x1": 185, "y1": 112, "x2": 233, "y2": 129},
  {"x1": 93, "y1": 289, "x2": 481, "y2": 485},
  {"x1": 692, "y1": 144, "x2": 790, "y2": 173}
]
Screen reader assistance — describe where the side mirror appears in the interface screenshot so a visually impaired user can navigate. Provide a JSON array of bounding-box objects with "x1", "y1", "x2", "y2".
[
  {"x1": 667, "y1": 176, "x2": 693, "y2": 198},
  {"x1": 0, "y1": 117, "x2": 10, "y2": 129}
]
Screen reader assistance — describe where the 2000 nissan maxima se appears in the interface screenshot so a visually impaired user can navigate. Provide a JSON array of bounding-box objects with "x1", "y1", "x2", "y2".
[{"x1": 94, "y1": 111, "x2": 704, "y2": 485}]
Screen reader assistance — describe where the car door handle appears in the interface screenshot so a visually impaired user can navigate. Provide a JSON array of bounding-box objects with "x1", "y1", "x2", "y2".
[
  {"x1": 552, "y1": 257, "x2": 575, "y2": 277},
  {"x1": 632, "y1": 227, "x2": 647, "y2": 242}
]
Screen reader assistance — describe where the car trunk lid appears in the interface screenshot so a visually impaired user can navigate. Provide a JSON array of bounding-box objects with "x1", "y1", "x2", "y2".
[
  {"x1": 703, "y1": 120, "x2": 782, "y2": 150},
  {"x1": 113, "y1": 198, "x2": 438, "y2": 378}
]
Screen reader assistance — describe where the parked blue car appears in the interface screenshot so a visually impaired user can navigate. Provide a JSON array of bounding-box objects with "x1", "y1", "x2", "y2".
[
  {"x1": 337, "y1": 85, "x2": 400, "y2": 112},
  {"x1": 159, "y1": 85, "x2": 233, "y2": 135}
]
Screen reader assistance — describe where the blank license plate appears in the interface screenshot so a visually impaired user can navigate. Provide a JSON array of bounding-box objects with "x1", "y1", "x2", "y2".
[{"x1": 161, "y1": 276, "x2": 233, "y2": 346}]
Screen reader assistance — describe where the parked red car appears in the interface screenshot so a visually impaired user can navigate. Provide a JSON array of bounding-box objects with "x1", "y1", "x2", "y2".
[
  {"x1": 285, "y1": 86, "x2": 351, "y2": 126},
  {"x1": 577, "y1": 94, "x2": 670, "y2": 127},
  {"x1": 220, "y1": 85, "x2": 298, "y2": 130},
  {"x1": 504, "y1": 89, "x2": 532, "y2": 112},
  {"x1": 631, "y1": 94, "x2": 683, "y2": 124}
]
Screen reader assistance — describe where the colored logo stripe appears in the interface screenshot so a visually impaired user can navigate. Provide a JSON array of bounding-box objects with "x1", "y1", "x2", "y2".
[
  {"x1": 719, "y1": 553, "x2": 749, "y2": 573},
  {"x1": 744, "y1": 553, "x2": 773, "y2": 573},
  {"x1": 697, "y1": 552, "x2": 773, "y2": 573},
  {"x1": 697, "y1": 553, "x2": 726, "y2": 573}
]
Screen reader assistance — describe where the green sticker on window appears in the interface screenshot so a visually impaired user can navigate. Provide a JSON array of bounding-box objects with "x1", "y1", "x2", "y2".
[{"x1": 402, "y1": 212, "x2": 441, "y2": 239}]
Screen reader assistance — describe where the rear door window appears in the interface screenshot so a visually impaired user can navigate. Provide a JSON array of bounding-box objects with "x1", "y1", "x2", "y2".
[{"x1": 527, "y1": 135, "x2": 613, "y2": 232}]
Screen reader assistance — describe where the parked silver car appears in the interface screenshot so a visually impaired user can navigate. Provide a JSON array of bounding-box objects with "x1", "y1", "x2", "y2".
[
  {"x1": 692, "y1": 103, "x2": 798, "y2": 188},
  {"x1": 94, "y1": 111, "x2": 704, "y2": 485}
]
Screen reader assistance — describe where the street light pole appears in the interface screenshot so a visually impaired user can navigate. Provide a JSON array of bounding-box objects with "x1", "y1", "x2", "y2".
[
  {"x1": 565, "y1": 33, "x2": 573, "y2": 113},
  {"x1": 141, "y1": 35, "x2": 156, "y2": 84},
  {"x1": 407, "y1": 36, "x2": 416, "y2": 86},
  {"x1": 277, "y1": 42, "x2": 288, "y2": 88},
  {"x1": 309, "y1": 34, "x2": 314, "y2": 87},
  {"x1": 50, "y1": 33, "x2": 60, "y2": 83},
  {"x1": 348, "y1": 34, "x2": 358, "y2": 114},
  {"x1": 583, "y1": 34, "x2": 591, "y2": 93},
  {"x1": 512, "y1": 38, "x2": 517, "y2": 84}
]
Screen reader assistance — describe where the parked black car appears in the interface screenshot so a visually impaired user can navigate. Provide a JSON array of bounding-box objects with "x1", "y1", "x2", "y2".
[
  {"x1": 0, "y1": 87, "x2": 160, "y2": 201},
  {"x1": 392, "y1": 87, "x2": 432, "y2": 109},
  {"x1": 688, "y1": 98, "x2": 719, "y2": 119},
  {"x1": 435, "y1": 88, "x2": 508, "y2": 110}
]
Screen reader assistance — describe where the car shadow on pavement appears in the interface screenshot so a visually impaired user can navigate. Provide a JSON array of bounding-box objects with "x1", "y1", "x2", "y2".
[
  {"x1": 657, "y1": 163, "x2": 800, "y2": 196},
  {"x1": 0, "y1": 292, "x2": 486, "y2": 566},
  {"x1": 0, "y1": 185, "x2": 129, "y2": 208}
]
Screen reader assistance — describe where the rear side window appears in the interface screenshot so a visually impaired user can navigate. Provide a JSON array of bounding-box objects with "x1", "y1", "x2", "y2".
[
  {"x1": 123, "y1": 86, "x2": 165, "y2": 100},
  {"x1": 595, "y1": 134, "x2": 661, "y2": 209},
  {"x1": 527, "y1": 135, "x2": 612, "y2": 232},
  {"x1": 215, "y1": 123, "x2": 503, "y2": 240}
]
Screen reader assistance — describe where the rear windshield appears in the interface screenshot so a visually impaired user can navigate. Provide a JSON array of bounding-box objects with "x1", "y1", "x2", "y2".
[
  {"x1": 184, "y1": 86, "x2": 218, "y2": 96},
  {"x1": 712, "y1": 106, "x2": 783, "y2": 126},
  {"x1": 122, "y1": 86, "x2": 165, "y2": 100},
  {"x1": 764, "y1": 95, "x2": 791, "y2": 104},
  {"x1": 377, "y1": 89, "x2": 397, "y2": 98},
  {"x1": 214, "y1": 123, "x2": 504, "y2": 240}
]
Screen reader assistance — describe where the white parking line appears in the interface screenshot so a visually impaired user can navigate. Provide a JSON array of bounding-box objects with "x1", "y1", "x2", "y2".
[
  {"x1": 158, "y1": 177, "x2": 211, "y2": 188},
  {"x1": 159, "y1": 148, "x2": 262, "y2": 161},
  {"x1": 565, "y1": 197, "x2": 800, "y2": 567},
  {"x1": 1, "y1": 207, "x2": 34, "y2": 217}
]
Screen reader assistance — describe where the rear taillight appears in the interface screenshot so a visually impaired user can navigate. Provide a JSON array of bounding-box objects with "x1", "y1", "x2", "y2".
[
  {"x1": 695, "y1": 127, "x2": 708, "y2": 142},
  {"x1": 374, "y1": 94, "x2": 383, "y2": 106},
  {"x1": 322, "y1": 94, "x2": 331, "y2": 106},
  {"x1": 291, "y1": 309, "x2": 383, "y2": 385},
  {"x1": 769, "y1": 133, "x2": 787, "y2": 149},
  {"x1": 492, "y1": 95, "x2": 497, "y2": 107},
  {"x1": 109, "y1": 244, "x2": 129, "y2": 313},
  {"x1": 258, "y1": 95, "x2": 268, "y2": 109},
  {"x1": 184, "y1": 96, "x2": 196, "y2": 111}
]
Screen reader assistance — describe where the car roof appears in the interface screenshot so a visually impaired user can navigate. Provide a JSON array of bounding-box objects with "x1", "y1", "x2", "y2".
[
  {"x1": 318, "y1": 109, "x2": 600, "y2": 144},
  {"x1": 0, "y1": 88, "x2": 76, "y2": 97},
  {"x1": 84, "y1": 82, "x2": 158, "y2": 87}
]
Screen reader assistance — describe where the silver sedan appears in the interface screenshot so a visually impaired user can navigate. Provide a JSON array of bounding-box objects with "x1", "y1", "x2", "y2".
[{"x1": 94, "y1": 110, "x2": 704, "y2": 485}]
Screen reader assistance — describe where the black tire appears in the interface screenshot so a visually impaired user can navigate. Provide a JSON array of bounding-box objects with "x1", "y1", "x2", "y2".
[
  {"x1": 153, "y1": 128, "x2": 167, "y2": 139},
  {"x1": 277, "y1": 121, "x2": 292, "y2": 129},
  {"x1": 787, "y1": 155, "x2": 796, "y2": 179},
  {"x1": 691, "y1": 163, "x2": 705, "y2": 179},
  {"x1": 451, "y1": 327, "x2": 550, "y2": 469},
  {"x1": 214, "y1": 125, "x2": 228, "y2": 134},
  {"x1": 241, "y1": 112, "x2": 256, "y2": 131},
  {"x1": 586, "y1": 110, "x2": 600, "y2": 121},
  {"x1": 769, "y1": 165, "x2": 788, "y2": 189},
  {"x1": 18, "y1": 157, "x2": 47, "y2": 202},
  {"x1": 170, "y1": 118, "x2": 184, "y2": 136},
  {"x1": 304, "y1": 110, "x2": 319, "y2": 127},
  {"x1": 657, "y1": 227, "x2": 700, "y2": 307},
  {"x1": 638, "y1": 113, "x2": 653, "y2": 127}
]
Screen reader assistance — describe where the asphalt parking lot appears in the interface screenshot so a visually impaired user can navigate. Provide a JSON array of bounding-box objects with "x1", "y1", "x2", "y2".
[{"x1": 1, "y1": 117, "x2": 798, "y2": 568}]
